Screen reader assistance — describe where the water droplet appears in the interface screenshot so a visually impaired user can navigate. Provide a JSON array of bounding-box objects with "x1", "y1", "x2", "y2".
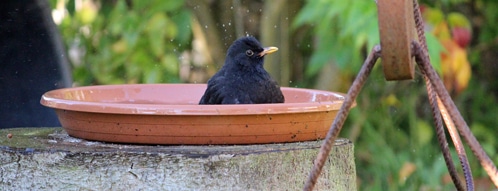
[
  {"x1": 228, "y1": 22, "x2": 231, "y2": 26},
  {"x1": 289, "y1": 80, "x2": 293, "y2": 83},
  {"x1": 205, "y1": 25, "x2": 208, "y2": 29},
  {"x1": 274, "y1": 25, "x2": 277, "y2": 28},
  {"x1": 230, "y1": 6, "x2": 233, "y2": 9},
  {"x1": 222, "y1": 24, "x2": 225, "y2": 27}
]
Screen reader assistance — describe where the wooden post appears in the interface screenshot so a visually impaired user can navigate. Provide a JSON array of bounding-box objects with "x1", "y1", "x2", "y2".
[{"x1": 0, "y1": 128, "x2": 356, "y2": 190}]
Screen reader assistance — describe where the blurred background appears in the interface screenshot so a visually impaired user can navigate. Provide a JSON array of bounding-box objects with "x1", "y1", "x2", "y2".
[{"x1": 48, "y1": 0, "x2": 497, "y2": 190}]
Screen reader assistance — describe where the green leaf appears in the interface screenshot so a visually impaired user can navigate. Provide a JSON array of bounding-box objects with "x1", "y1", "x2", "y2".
[
  {"x1": 146, "y1": 13, "x2": 170, "y2": 57},
  {"x1": 108, "y1": 0, "x2": 128, "y2": 35},
  {"x1": 296, "y1": 0, "x2": 379, "y2": 79},
  {"x1": 162, "y1": 53, "x2": 179, "y2": 75},
  {"x1": 306, "y1": 50, "x2": 331, "y2": 76},
  {"x1": 132, "y1": 0, "x2": 150, "y2": 10},
  {"x1": 415, "y1": 120, "x2": 433, "y2": 147},
  {"x1": 292, "y1": 0, "x2": 323, "y2": 28},
  {"x1": 426, "y1": 33, "x2": 445, "y2": 75},
  {"x1": 149, "y1": 0, "x2": 185, "y2": 13},
  {"x1": 447, "y1": 12, "x2": 471, "y2": 29},
  {"x1": 171, "y1": 9, "x2": 192, "y2": 44},
  {"x1": 143, "y1": 67, "x2": 161, "y2": 84}
]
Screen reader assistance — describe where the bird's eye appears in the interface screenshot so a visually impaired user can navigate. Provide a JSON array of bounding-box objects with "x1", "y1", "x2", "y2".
[{"x1": 245, "y1": 50, "x2": 254, "y2": 57}]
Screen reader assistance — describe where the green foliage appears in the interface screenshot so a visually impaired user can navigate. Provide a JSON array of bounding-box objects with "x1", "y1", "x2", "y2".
[
  {"x1": 425, "y1": 33, "x2": 445, "y2": 74},
  {"x1": 343, "y1": 73, "x2": 452, "y2": 190},
  {"x1": 294, "y1": 0, "x2": 498, "y2": 190},
  {"x1": 293, "y1": 0, "x2": 379, "y2": 77},
  {"x1": 293, "y1": 0, "x2": 444, "y2": 78},
  {"x1": 478, "y1": 0, "x2": 498, "y2": 42},
  {"x1": 57, "y1": 0, "x2": 192, "y2": 85}
]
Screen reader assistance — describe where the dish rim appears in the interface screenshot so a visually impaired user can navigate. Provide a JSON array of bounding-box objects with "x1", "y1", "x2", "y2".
[{"x1": 40, "y1": 84, "x2": 346, "y2": 115}]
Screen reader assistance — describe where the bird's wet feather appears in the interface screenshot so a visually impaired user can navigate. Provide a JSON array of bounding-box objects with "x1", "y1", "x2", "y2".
[{"x1": 199, "y1": 37, "x2": 284, "y2": 105}]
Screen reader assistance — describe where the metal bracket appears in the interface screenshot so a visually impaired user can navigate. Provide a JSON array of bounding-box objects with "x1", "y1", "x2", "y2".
[{"x1": 377, "y1": 0, "x2": 416, "y2": 80}]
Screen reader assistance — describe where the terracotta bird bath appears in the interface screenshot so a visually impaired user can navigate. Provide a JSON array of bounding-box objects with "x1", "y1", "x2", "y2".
[{"x1": 40, "y1": 84, "x2": 351, "y2": 145}]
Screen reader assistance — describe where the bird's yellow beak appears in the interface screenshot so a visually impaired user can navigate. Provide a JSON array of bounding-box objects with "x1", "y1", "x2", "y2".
[{"x1": 259, "y1": 46, "x2": 278, "y2": 57}]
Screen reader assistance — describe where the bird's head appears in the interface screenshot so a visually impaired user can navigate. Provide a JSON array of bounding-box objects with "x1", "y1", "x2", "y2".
[{"x1": 225, "y1": 37, "x2": 278, "y2": 70}]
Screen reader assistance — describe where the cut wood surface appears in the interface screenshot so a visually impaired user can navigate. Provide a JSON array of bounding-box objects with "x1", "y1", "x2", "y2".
[{"x1": 0, "y1": 127, "x2": 356, "y2": 190}]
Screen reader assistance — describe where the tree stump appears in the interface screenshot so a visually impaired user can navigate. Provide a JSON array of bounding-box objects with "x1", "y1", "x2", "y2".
[{"x1": 0, "y1": 127, "x2": 356, "y2": 190}]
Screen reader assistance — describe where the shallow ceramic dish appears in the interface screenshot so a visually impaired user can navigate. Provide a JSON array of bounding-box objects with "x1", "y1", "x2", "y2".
[{"x1": 41, "y1": 84, "x2": 351, "y2": 145}]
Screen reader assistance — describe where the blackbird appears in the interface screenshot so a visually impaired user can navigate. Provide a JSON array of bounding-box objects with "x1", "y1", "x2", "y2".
[{"x1": 199, "y1": 37, "x2": 285, "y2": 104}]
